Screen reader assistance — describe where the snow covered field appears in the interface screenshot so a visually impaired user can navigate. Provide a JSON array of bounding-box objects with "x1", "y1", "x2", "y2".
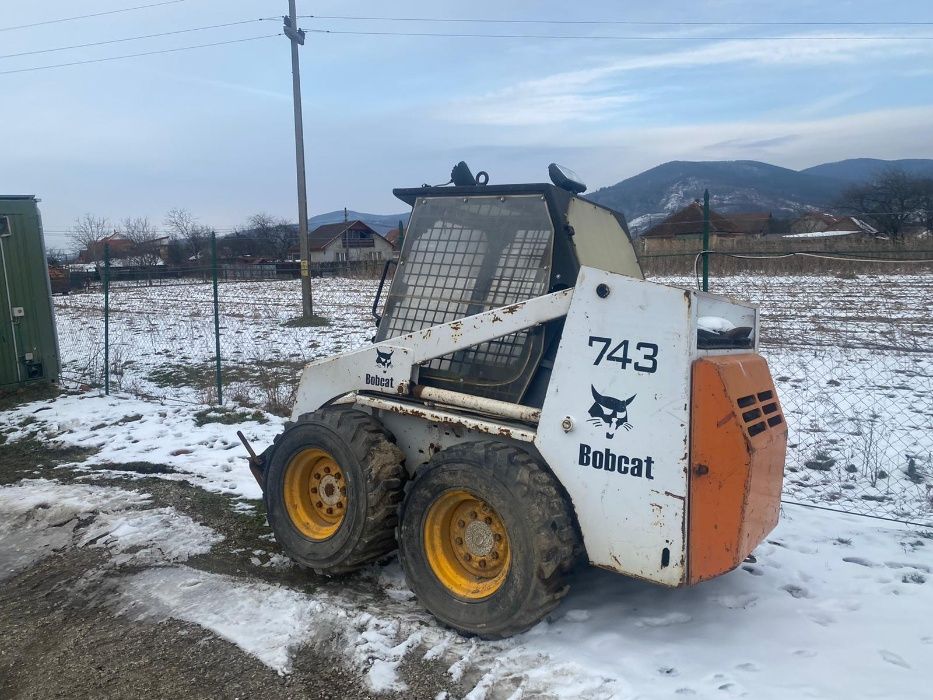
[
  {"x1": 1, "y1": 392, "x2": 932, "y2": 698},
  {"x1": 53, "y1": 272, "x2": 933, "y2": 523}
]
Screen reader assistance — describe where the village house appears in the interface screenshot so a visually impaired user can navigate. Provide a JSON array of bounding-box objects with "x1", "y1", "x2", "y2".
[{"x1": 302, "y1": 220, "x2": 395, "y2": 263}]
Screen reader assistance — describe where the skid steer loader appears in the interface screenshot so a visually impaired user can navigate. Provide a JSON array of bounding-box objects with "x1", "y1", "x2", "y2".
[{"x1": 248, "y1": 163, "x2": 787, "y2": 639}]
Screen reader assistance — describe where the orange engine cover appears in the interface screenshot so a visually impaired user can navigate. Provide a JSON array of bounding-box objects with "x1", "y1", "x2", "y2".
[{"x1": 688, "y1": 354, "x2": 787, "y2": 584}]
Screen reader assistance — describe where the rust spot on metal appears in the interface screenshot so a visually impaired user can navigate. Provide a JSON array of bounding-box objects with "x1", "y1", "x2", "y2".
[
  {"x1": 449, "y1": 321, "x2": 463, "y2": 332},
  {"x1": 664, "y1": 491, "x2": 686, "y2": 501},
  {"x1": 491, "y1": 314, "x2": 503, "y2": 323},
  {"x1": 501, "y1": 303, "x2": 522, "y2": 315},
  {"x1": 716, "y1": 412, "x2": 735, "y2": 428}
]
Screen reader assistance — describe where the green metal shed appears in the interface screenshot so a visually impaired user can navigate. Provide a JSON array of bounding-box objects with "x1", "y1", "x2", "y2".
[{"x1": 0, "y1": 196, "x2": 60, "y2": 386}]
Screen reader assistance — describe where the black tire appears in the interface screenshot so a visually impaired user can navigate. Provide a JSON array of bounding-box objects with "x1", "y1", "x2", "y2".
[
  {"x1": 398, "y1": 441, "x2": 579, "y2": 638},
  {"x1": 264, "y1": 408, "x2": 405, "y2": 575}
]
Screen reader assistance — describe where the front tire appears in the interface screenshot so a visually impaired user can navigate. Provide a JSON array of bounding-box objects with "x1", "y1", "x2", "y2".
[
  {"x1": 398, "y1": 442, "x2": 579, "y2": 638},
  {"x1": 264, "y1": 408, "x2": 405, "y2": 574}
]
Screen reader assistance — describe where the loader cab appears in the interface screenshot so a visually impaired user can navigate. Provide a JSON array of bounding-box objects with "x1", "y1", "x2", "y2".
[{"x1": 375, "y1": 171, "x2": 643, "y2": 406}]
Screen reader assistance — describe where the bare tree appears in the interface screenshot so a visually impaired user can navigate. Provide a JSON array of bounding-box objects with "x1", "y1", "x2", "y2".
[
  {"x1": 117, "y1": 217, "x2": 163, "y2": 267},
  {"x1": 917, "y1": 177, "x2": 933, "y2": 235},
  {"x1": 838, "y1": 169, "x2": 927, "y2": 240},
  {"x1": 68, "y1": 214, "x2": 111, "y2": 262},
  {"x1": 248, "y1": 212, "x2": 295, "y2": 260},
  {"x1": 164, "y1": 207, "x2": 209, "y2": 261}
]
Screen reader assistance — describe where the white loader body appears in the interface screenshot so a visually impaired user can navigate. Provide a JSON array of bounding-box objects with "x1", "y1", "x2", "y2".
[{"x1": 291, "y1": 267, "x2": 761, "y2": 586}]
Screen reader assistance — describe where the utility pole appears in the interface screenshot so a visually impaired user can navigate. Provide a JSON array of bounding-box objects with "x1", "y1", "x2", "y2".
[
  {"x1": 284, "y1": 1, "x2": 313, "y2": 318},
  {"x1": 702, "y1": 189, "x2": 710, "y2": 292}
]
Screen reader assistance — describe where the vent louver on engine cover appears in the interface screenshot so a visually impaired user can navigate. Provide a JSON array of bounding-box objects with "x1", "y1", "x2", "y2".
[{"x1": 737, "y1": 389, "x2": 784, "y2": 438}]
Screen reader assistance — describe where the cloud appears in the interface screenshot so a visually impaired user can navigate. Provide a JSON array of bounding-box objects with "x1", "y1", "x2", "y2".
[{"x1": 441, "y1": 32, "x2": 931, "y2": 127}]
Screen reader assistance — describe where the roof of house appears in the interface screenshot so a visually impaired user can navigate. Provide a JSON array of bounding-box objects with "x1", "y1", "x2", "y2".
[
  {"x1": 827, "y1": 216, "x2": 878, "y2": 234},
  {"x1": 641, "y1": 202, "x2": 740, "y2": 238},
  {"x1": 384, "y1": 228, "x2": 401, "y2": 246},
  {"x1": 307, "y1": 220, "x2": 383, "y2": 251},
  {"x1": 729, "y1": 212, "x2": 772, "y2": 235}
]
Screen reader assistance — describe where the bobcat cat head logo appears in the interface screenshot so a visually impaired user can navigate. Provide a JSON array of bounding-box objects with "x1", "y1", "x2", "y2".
[
  {"x1": 588, "y1": 385, "x2": 636, "y2": 440},
  {"x1": 375, "y1": 348, "x2": 393, "y2": 372}
]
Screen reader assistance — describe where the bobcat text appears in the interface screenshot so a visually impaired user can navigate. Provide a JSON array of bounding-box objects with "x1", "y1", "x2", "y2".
[{"x1": 578, "y1": 443, "x2": 655, "y2": 479}]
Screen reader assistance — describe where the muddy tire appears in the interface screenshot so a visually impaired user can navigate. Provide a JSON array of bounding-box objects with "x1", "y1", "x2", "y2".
[
  {"x1": 398, "y1": 441, "x2": 579, "y2": 638},
  {"x1": 264, "y1": 408, "x2": 405, "y2": 575}
]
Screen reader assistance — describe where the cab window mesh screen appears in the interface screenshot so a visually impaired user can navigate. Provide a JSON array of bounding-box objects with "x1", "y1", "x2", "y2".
[{"x1": 376, "y1": 195, "x2": 554, "y2": 402}]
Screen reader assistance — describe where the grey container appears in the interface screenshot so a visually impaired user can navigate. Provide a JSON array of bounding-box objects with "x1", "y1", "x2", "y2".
[{"x1": 0, "y1": 196, "x2": 60, "y2": 386}]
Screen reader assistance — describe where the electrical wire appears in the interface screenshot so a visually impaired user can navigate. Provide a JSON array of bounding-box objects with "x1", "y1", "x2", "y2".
[
  {"x1": 0, "y1": 34, "x2": 281, "y2": 76},
  {"x1": 0, "y1": 19, "x2": 277, "y2": 60},
  {"x1": 781, "y1": 500, "x2": 931, "y2": 529},
  {"x1": 300, "y1": 14, "x2": 933, "y2": 28},
  {"x1": 0, "y1": 0, "x2": 191, "y2": 32},
  {"x1": 306, "y1": 28, "x2": 933, "y2": 41},
  {"x1": 692, "y1": 250, "x2": 933, "y2": 289}
]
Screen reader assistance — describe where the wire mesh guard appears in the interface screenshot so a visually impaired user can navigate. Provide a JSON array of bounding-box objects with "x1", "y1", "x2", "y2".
[{"x1": 377, "y1": 195, "x2": 554, "y2": 401}]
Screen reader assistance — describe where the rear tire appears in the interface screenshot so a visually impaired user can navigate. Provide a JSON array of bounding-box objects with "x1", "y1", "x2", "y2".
[
  {"x1": 264, "y1": 408, "x2": 405, "y2": 575},
  {"x1": 398, "y1": 441, "x2": 578, "y2": 638}
]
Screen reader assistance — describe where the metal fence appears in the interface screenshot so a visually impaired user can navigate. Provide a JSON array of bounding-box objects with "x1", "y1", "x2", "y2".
[{"x1": 53, "y1": 252, "x2": 933, "y2": 527}]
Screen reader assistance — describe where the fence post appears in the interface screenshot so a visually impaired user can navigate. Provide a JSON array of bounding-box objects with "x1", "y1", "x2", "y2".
[
  {"x1": 211, "y1": 231, "x2": 223, "y2": 405},
  {"x1": 103, "y1": 243, "x2": 110, "y2": 395},
  {"x1": 702, "y1": 189, "x2": 710, "y2": 292}
]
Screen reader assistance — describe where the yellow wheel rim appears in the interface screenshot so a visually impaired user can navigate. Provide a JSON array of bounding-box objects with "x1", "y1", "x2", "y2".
[
  {"x1": 283, "y1": 448, "x2": 347, "y2": 541},
  {"x1": 423, "y1": 489, "x2": 511, "y2": 600}
]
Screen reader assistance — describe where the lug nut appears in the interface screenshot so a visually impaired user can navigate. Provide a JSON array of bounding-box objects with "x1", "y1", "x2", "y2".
[
  {"x1": 326, "y1": 507, "x2": 333, "y2": 514},
  {"x1": 479, "y1": 560, "x2": 487, "y2": 568},
  {"x1": 470, "y1": 511, "x2": 478, "y2": 520},
  {"x1": 316, "y1": 501, "x2": 323, "y2": 508},
  {"x1": 455, "y1": 537, "x2": 463, "y2": 545},
  {"x1": 464, "y1": 553, "x2": 472, "y2": 561},
  {"x1": 337, "y1": 502, "x2": 343, "y2": 509},
  {"x1": 484, "y1": 516, "x2": 492, "y2": 525},
  {"x1": 494, "y1": 533, "x2": 502, "y2": 542},
  {"x1": 458, "y1": 519, "x2": 465, "y2": 528},
  {"x1": 314, "y1": 473, "x2": 321, "y2": 479},
  {"x1": 491, "y1": 552, "x2": 499, "y2": 560},
  {"x1": 324, "y1": 466, "x2": 331, "y2": 474}
]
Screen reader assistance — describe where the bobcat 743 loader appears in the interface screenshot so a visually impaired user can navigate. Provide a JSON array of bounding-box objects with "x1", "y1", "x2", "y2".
[{"x1": 249, "y1": 164, "x2": 787, "y2": 638}]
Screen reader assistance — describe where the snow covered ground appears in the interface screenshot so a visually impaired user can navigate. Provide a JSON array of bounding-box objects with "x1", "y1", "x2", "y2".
[
  {"x1": 52, "y1": 273, "x2": 933, "y2": 523},
  {"x1": 2, "y1": 392, "x2": 932, "y2": 698}
]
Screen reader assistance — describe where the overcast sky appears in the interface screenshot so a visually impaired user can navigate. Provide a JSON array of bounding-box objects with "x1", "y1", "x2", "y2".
[{"x1": 3, "y1": 0, "x2": 933, "y2": 250}]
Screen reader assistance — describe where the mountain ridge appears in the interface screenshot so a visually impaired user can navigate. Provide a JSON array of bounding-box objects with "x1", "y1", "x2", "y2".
[{"x1": 586, "y1": 157, "x2": 933, "y2": 232}]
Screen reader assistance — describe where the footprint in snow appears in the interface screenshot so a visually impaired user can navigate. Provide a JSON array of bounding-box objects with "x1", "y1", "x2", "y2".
[
  {"x1": 636, "y1": 611, "x2": 692, "y2": 627},
  {"x1": 885, "y1": 561, "x2": 932, "y2": 574},
  {"x1": 735, "y1": 662, "x2": 760, "y2": 672},
  {"x1": 793, "y1": 649, "x2": 818, "y2": 658},
  {"x1": 781, "y1": 584, "x2": 811, "y2": 599},
  {"x1": 713, "y1": 594, "x2": 758, "y2": 609},
  {"x1": 742, "y1": 565, "x2": 764, "y2": 576},
  {"x1": 806, "y1": 611, "x2": 836, "y2": 627},
  {"x1": 842, "y1": 556, "x2": 878, "y2": 568},
  {"x1": 879, "y1": 650, "x2": 911, "y2": 669}
]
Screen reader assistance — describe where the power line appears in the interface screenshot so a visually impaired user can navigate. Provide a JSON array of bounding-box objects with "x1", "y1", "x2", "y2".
[
  {"x1": 301, "y1": 14, "x2": 933, "y2": 28},
  {"x1": 0, "y1": 18, "x2": 278, "y2": 60},
  {"x1": 0, "y1": 0, "x2": 191, "y2": 33},
  {"x1": 0, "y1": 34, "x2": 281, "y2": 76},
  {"x1": 306, "y1": 28, "x2": 933, "y2": 41}
]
